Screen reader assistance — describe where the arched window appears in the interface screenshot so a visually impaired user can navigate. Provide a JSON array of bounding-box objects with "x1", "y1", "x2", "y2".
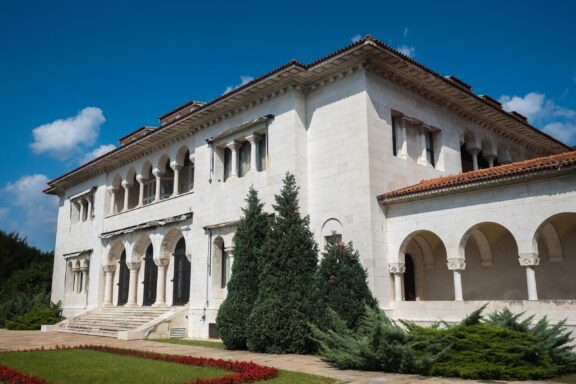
[
  {"x1": 180, "y1": 152, "x2": 194, "y2": 193},
  {"x1": 404, "y1": 254, "x2": 416, "y2": 301}
]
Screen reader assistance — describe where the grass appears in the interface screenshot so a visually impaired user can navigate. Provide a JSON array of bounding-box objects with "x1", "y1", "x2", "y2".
[
  {"x1": 151, "y1": 338, "x2": 226, "y2": 349},
  {"x1": 0, "y1": 348, "x2": 336, "y2": 384},
  {"x1": 0, "y1": 349, "x2": 228, "y2": 384}
]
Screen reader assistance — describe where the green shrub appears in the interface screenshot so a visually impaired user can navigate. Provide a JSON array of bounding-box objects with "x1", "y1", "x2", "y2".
[
  {"x1": 315, "y1": 242, "x2": 377, "y2": 330},
  {"x1": 216, "y1": 187, "x2": 269, "y2": 350},
  {"x1": 312, "y1": 306, "x2": 576, "y2": 381},
  {"x1": 247, "y1": 173, "x2": 319, "y2": 354},
  {"x1": 5, "y1": 301, "x2": 63, "y2": 330}
]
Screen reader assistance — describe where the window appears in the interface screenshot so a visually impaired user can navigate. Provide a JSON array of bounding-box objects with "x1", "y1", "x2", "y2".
[
  {"x1": 425, "y1": 131, "x2": 435, "y2": 166},
  {"x1": 160, "y1": 167, "x2": 174, "y2": 199},
  {"x1": 258, "y1": 134, "x2": 267, "y2": 171},
  {"x1": 324, "y1": 233, "x2": 342, "y2": 245},
  {"x1": 180, "y1": 154, "x2": 194, "y2": 193},
  {"x1": 238, "y1": 141, "x2": 251, "y2": 177},
  {"x1": 391, "y1": 116, "x2": 398, "y2": 156},
  {"x1": 223, "y1": 148, "x2": 232, "y2": 181},
  {"x1": 143, "y1": 180, "x2": 155, "y2": 204}
]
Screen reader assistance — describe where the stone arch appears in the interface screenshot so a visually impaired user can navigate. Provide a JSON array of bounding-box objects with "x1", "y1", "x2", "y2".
[
  {"x1": 161, "y1": 227, "x2": 184, "y2": 261},
  {"x1": 397, "y1": 230, "x2": 448, "y2": 300},
  {"x1": 107, "y1": 239, "x2": 125, "y2": 265},
  {"x1": 140, "y1": 160, "x2": 153, "y2": 179},
  {"x1": 459, "y1": 222, "x2": 522, "y2": 300},
  {"x1": 321, "y1": 218, "x2": 343, "y2": 245},
  {"x1": 156, "y1": 153, "x2": 171, "y2": 173},
  {"x1": 533, "y1": 212, "x2": 576, "y2": 299},
  {"x1": 132, "y1": 233, "x2": 152, "y2": 263},
  {"x1": 174, "y1": 145, "x2": 191, "y2": 166}
]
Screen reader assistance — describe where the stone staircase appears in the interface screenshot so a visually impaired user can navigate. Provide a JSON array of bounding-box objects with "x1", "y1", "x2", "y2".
[{"x1": 55, "y1": 307, "x2": 176, "y2": 339}]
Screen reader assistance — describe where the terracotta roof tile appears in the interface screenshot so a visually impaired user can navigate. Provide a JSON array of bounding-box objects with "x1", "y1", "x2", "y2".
[{"x1": 379, "y1": 151, "x2": 576, "y2": 202}]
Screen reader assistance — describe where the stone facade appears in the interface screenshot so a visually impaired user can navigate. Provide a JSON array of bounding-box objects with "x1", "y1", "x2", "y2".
[{"x1": 45, "y1": 36, "x2": 576, "y2": 338}]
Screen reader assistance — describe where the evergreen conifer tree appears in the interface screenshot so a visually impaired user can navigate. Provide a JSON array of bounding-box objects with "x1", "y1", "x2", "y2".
[
  {"x1": 316, "y1": 241, "x2": 378, "y2": 330},
  {"x1": 247, "y1": 173, "x2": 319, "y2": 354},
  {"x1": 216, "y1": 187, "x2": 269, "y2": 349}
]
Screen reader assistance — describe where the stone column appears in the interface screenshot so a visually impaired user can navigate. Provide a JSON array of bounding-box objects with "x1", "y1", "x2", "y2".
[
  {"x1": 122, "y1": 180, "x2": 132, "y2": 212},
  {"x1": 102, "y1": 265, "x2": 116, "y2": 307},
  {"x1": 388, "y1": 262, "x2": 406, "y2": 301},
  {"x1": 226, "y1": 142, "x2": 240, "y2": 179},
  {"x1": 108, "y1": 186, "x2": 119, "y2": 215},
  {"x1": 397, "y1": 117, "x2": 409, "y2": 159},
  {"x1": 86, "y1": 198, "x2": 92, "y2": 220},
  {"x1": 245, "y1": 134, "x2": 261, "y2": 172},
  {"x1": 170, "y1": 162, "x2": 182, "y2": 197},
  {"x1": 417, "y1": 126, "x2": 431, "y2": 166},
  {"x1": 79, "y1": 201, "x2": 85, "y2": 222},
  {"x1": 519, "y1": 253, "x2": 539, "y2": 300},
  {"x1": 80, "y1": 266, "x2": 89, "y2": 293},
  {"x1": 153, "y1": 259, "x2": 169, "y2": 307},
  {"x1": 483, "y1": 147, "x2": 498, "y2": 168},
  {"x1": 126, "y1": 261, "x2": 141, "y2": 307},
  {"x1": 136, "y1": 175, "x2": 145, "y2": 207},
  {"x1": 447, "y1": 258, "x2": 466, "y2": 301},
  {"x1": 152, "y1": 169, "x2": 163, "y2": 202}
]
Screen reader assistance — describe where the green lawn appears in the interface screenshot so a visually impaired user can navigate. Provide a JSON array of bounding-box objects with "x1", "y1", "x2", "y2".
[
  {"x1": 0, "y1": 349, "x2": 227, "y2": 384},
  {"x1": 0, "y1": 348, "x2": 336, "y2": 384},
  {"x1": 151, "y1": 338, "x2": 226, "y2": 349}
]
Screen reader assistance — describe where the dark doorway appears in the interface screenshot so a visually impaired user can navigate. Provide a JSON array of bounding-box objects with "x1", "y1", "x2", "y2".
[
  {"x1": 117, "y1": 250, "x2": 129, "y2": 306},
  {"x1": 172, "y1": 238, "x2": 191, "y2": 305},
  {"x1": 143, "y1": 244, "x2": 157, "y2": 306},
  {"x1": 404, "y1": 254, "x2": 416, "y2": 301}
]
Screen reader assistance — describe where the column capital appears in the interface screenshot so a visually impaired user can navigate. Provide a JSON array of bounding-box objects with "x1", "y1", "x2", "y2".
[
  {"x1": 170, "y1": 161, "x2": 183, "y2": 171},
  {"x1": 189, "y1": 152, "x2": 195, "y2": 163},
  {"x1": 102, "y1": 265, "x2": 116, "y2": 273},
  {"x1": 126, "y1": 261, "x2": 141, "y2": 270},
  {"x1": 152, "y1": 168, "x2": 164, "y2": 178},
  {"x1": 388, "y1": 262, "x2": 405, "y2": 274},
  {"x1": 519, "y1": 253, "x2": 539, "y2": 267},
  {"x1": 121, "y1": 180, "x2": 132, "y2": 189},
  {"x1": 136, "y1": 174, "x2": 146, "y2": 184},
  {"x1": 245, "y1": 134, "x2": 261, "y2": 144},
  {"x1": 107, "y1": 185, "x2": 120, "y2": 193},
  {"x1": 226, "y1": 141, "x2": 240, "y2": 150},
  {"x1": 447, "y1": 258, "x2": 466, "y2": 270},
  {"x1": 154, "y1": 258, "x2": 170, "y2": 267}
]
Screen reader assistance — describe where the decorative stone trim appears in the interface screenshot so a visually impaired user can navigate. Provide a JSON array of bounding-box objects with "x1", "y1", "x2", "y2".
[
  {"x1": 518, "y1": 253, "x2": 540, "y2": 266},
  {"x1": 126, "y1": 261, "x2": 141, "y2": 271},
  {"x1": 447, "y1": 259, "x2": 466, "y2": 270},
  {"x1": 102, "y1": 265, "x2": 116, "y2": 273},
  {"x1": 388, "y1": 262, "x2": 405, "y2": 274}
]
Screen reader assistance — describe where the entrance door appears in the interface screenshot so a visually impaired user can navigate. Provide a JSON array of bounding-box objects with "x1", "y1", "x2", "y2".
[
  {"x1": 404, "y1": 254, "x2": 416, "y2": 301},
  {"x1": 117, "y1": 250, "x2": 129, "y2": 306},
  {"x1": 142, "y1": 244, "x2": 157, "y2": 306},
  {"x1": 172, "y1": 238, "x2": 191, "y2": 305}
]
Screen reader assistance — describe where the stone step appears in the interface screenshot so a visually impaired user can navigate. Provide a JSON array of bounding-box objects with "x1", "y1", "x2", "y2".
[
  {"x1": 72, "y1": 315, "x2": 159, "y2": 322},
  {"x1": 63, "y1": 321, "x2": 143, "y2": 330},
  {"x1": 58, "y1": 328, "x2": 118, "y2": 338}
]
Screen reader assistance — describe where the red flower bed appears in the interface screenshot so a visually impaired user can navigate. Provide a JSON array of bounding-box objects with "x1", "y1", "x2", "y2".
[
  {"x1": 0, "y1": 364, "x2": 47, "y2": 384},
  {"x1": 0, "y1": 345, "x2": 278, "y2": 384}
]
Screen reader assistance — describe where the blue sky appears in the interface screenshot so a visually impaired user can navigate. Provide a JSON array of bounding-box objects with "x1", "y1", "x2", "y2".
[{"x1": 1, "y1": 0, "x2": 575, "y2": 251}]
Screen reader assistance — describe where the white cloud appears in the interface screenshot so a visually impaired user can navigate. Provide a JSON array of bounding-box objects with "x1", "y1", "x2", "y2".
[
  {"x1": 351, "y1": 34, "x2": 362, "y2": 43},
  {"x1": 403, "y1": 27, "x2": 409, "y2": 38},
  {"x1": 223, "y1": 75, "x2": 255, "y2": 94},
  {"x1": 80, "y1": 144, "x2": 116, "y2": 164},
  {"x1": 396, "y1": 45, "x2": 416, "y2": 58},
  {"x1": 498, "y1": 92, "x2": 545, "y2": 120},
  {"x1": 0, "y1": 207, "x2": 8, "y2": 220},
  {"x1": 543, "y1": 122, "x2": 576, "y2": 143},
  {"x1": 498, "y1": 92, "x2": 576, "y2": 144},
  {"x1": 30, "y1": 107, "x2": 106, "y2": 159},
  {"x1": 2, "y1": 174, "x2": 59, "y2": 250}
]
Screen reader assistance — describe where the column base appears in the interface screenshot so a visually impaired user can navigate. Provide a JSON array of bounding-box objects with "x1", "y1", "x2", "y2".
[
  {"x1": 152, "y1": 302, "x2": 168, "y2": 308},
  {"x1": 125, "y1": 303, "x2": 138, "y2": 307},
  {"x1": 101, "y1": 303, "x2": 113, "y2": 308}
]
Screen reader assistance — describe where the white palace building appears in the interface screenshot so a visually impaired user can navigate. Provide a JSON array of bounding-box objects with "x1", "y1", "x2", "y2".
[{"x1": 44, "y1": 36, "x2": 576, "y2": 339}]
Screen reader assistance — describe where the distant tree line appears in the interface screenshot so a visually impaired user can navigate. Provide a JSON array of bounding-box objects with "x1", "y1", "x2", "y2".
[{"x1": 0, "y1": 231, "x2": 62, "y2": 329}]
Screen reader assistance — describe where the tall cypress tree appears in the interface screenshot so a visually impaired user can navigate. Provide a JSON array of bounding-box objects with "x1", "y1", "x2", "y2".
[
  {"x1": 216, "y1": 187, "x2": 269, "y2": 350},
  {"x1": 247, "y1": 173, "x2": 319, "y2": 354},
  {"x1": 316, "y1": 241, "x2": 378, "y2": 330}
]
